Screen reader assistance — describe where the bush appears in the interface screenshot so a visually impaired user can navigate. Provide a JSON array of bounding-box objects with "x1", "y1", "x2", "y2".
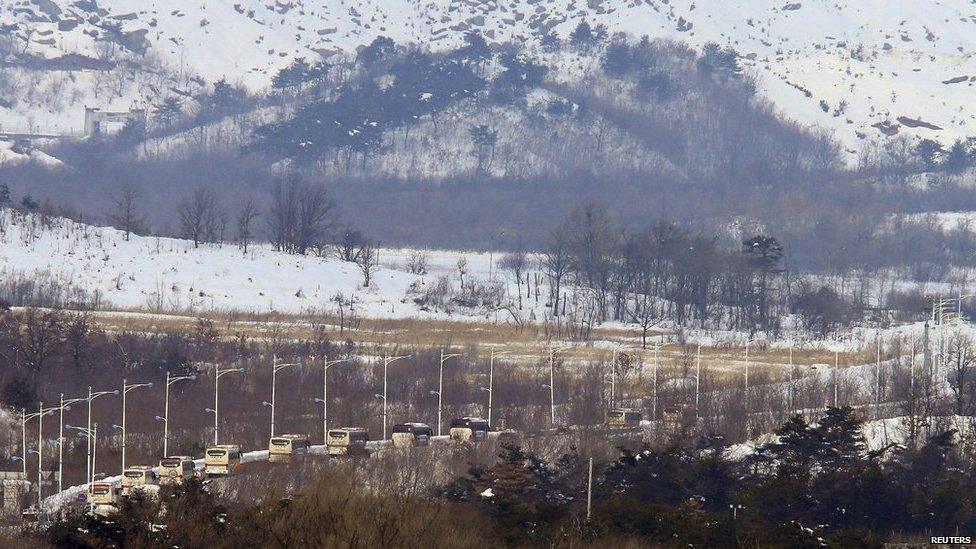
[{"x1": 1, "y1": 376, "x2": 36, "y2": 410}]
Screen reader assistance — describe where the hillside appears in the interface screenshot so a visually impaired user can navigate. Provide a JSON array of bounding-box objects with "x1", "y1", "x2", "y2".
[
  {"x1": 0, "y1": 208, "x2": 538, "y2": 320},
  {"x1": 3, "y1": 0, "x2": 976, "y2": 149}
]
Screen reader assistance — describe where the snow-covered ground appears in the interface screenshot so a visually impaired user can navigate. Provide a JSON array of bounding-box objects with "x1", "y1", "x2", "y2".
[
  {"x1": 2, "y1": 0, "x2": 975, "y2": 150},
  {"x1": 0, "y1": 209, "x2": 546, "y2": 320},
  {"x1": 0, "y1": 141, "x2": 63, "y2": 168},
  {"x1": 725, "y1": 415, "x2": 976, "y2": 461}
]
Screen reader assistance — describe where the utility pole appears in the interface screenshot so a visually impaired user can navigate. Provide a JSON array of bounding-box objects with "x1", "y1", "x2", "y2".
[
  {"x1": 487, "y1": 349, "x2": 512, "y2": 427},
  {"x1": 695, "y1": 343, "x2": 701, "y2": 419},
  {"x1": 211, "y1": 366, "x2": 243, "y2": 445},
  {"x1": 876, "y1": 336, "x2": 882, "y2": 418},
  {"x1": 380, "y1": 355, "x2": 409, "y2": 440},
  {"x1": 610, "y1": 348, "x2": 617, "y2": 408},
  {"x1": 789, "y1": 345, "x2": 795, "y2": 413},
  {"x1": 437, "y1": 350, "x2": 462, "y2": 436},
  {"x1": 86, "y1": 387, "x2": 117, "y2": 485},
  {"x1": 269, "y1": 355, "x2": 300, "y2": 438},
  {"x1": 317, "y1": 358, "x2": 348, "y2": 445},
  {"x1": 161, "y1": 371, "x2": 196, "y2": 457},
  {"x1": 120, "y1": 379, "x2": 153, "y2": 472},
  {"x1": 586, "y1": 457, "x2": 593, "y2": 521},
  {"x1": 652, "y1": 343, "x2": 660, "y2": 421},
  {"x1": 833, "y1": 348, "x2": 840, "y2": 408},
  {"x1": 57, "y1": 394, "x2": 85, "y2": 493},
  {"x1": 549, "y1": 347, "x2": 559, "y2": 426},
  {"x1": 744, "y1": 340, "x2": 750, "y2": 437}
]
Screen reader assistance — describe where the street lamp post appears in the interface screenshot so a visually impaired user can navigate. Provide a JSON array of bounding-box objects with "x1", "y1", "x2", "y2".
[
  {"x1": 23, "y1": 404, "x2": 56, "y2": 506},
  {"x1": 67, "y1": 424, "x2": 97, "y2": 511},
  {"x1": 437, "y1": 350, "x2": 463, "y2": 436},
  {"x1": 212, "y1": 366, "x2": 244, "y2": 445},
  {"x1": 57, "y1": 394, "x2": 85, "y2": 493},
  {"x1": 610, "y1": 348, "x2": 617, "y2": 408},
  {"x1": 487, "y1": 349, "x2": 512, "y2": 427},
  {"x1": 548, "y1": 347, "x2": 568, "y2": 427},
  {"x1": 744, "y1": 340, "x2": 750, "y2": 436},
  {"x1": 317, "y1": 358, "x2": 349, "y2": 445},
  {"x1": 270, "y1": 355, "x2": 301, "y2": 438},
  {"x1": 695, "y1": 343, "x2": 701, "y2": 419},
  {"x1": 85, "y1": 387, "x2": 117, "y2": 486},
  {"x1": 162, "y1": 372, "x2": 196, "y2": 457},
  {"x1": 120, "y1": 378, "x2": 153, "y2": 471},
  {"x1": 380, "y1": 355, "x2": 409, "y2": 440},
  {"x1": 875, "y1": 336, "x2": 882, "y2": 418},
  {"x1": 652, "y1": 343, "x2": 662, "y2": 421}
]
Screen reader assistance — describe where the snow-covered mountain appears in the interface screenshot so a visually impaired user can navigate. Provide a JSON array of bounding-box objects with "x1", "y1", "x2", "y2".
[{"x1": 2, "y1": 0, "x2": 975, "y2": 148}]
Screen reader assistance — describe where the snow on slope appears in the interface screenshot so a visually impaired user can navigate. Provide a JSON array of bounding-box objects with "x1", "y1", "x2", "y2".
[
  {"x1": 3, "y1": 0, "x2": 976, "y2": 148},
  {"x1": 0, "y1": 208, "x2": 460, "y2": 318}
]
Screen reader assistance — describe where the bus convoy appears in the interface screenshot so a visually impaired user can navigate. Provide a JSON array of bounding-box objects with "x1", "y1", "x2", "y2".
[{"x1": 86, "y1": 411, "x2": 658, "y2": 512}]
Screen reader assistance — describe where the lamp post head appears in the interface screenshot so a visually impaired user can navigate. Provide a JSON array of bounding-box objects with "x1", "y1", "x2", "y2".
[
  {"x1": 373, "y1": 393, "x2": 384, "y2": 400},
  {"x1": 204, "y1": 407, "x2": 216, "y2": 413},
  {"x1": 428, "y1": 390, "x2": 439, "y2": 396},
  {"x1": 261, "y1": 401, "x2": 272, "y2": 407},
  {"x1": 154, "y1": 416, "x2": 165, "y2": 421},
  {"x1": 313, "y1": 398, "x2": 325, "y2": 404},
  {"x1": 112, "y1": 424, "x2": 123, "y2": 431}
]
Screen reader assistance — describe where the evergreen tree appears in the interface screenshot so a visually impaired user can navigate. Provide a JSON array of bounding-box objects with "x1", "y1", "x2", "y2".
[
  {"x1": 20, "y1": 194, "x2": 38, "y2": 211},
  {"x1": 812, "y1": 406, "x2": 865, "y2": 471},
  {"x1": 0, "y1": 183, "x2": 10, "y2": 206},
  {"x1": 540, "y1": 32, "x2": 561, "y2": 52},
  {"x1": 944, "y1": 139, "x2": 970, "y2": 173},
  {"x1": 569, "y1": 21, "x2": 594, "y2": 49},
  {"x1": 915, "y1": 138, "x2": 944, "y2": 169},
  {"x1": 358, "y1": 36, "x2": 396, "y2": 67},
  {"x1": 601, "y1": 40, "x2": 634, "y2": 77}
]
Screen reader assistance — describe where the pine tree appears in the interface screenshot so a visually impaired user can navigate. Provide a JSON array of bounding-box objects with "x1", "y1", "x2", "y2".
[{"x1": 813, "y1": 406, "x2": 865, "y2": 471}]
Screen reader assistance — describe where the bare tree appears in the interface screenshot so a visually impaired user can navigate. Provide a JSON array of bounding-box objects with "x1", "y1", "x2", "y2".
[
  {"x1": 456, "y1": 256, "x2": 469, "y2": 292},
  {"x1": 406, "y1": 250, "x2": 429, "y2": 275},
  {"x1": 109, "y1": 181, "x2": 146, "y2": 241},
  {"x1": 947, "y1": 334, "x2": 976, "y2": 415},
  {"x1": 268, "y1": 174, "x2": 339, "y2": 255},
  {"x1": 499, "y1": 242, "x2": 528, "y2": 310},
  {"x1": 237, "y1": 196, "x2": 260, "y2": 254},
  {"x1": 355, "y1": 238, "x2": 379, "y2": 288},
  {"x1": 542, "y1": 225, "x2": 571, "y2": 317},
  {"x1": 334, "y1": 226, "x2": 365, "y2": 262},
  {"x1": 178, "y1": 188, "x2": 222, "y2": 248}
]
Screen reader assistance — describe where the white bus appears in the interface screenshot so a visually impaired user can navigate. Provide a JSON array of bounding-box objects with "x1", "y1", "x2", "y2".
[
  {"x1": 121, "y1": 466, "x2": 157, "y2": 497},
  {"x1": 88, "y1": 481, "x2": 119, "y2": 506},
  {"x1": 391, "y1": 423, "x2": 433, "y2": 448},
  {"x1": 327, "y1": 428, "x2": 368, "y2": 456},
  {"x1": 205, "y1": 444, "x2": 242, "y2": 476},
  {"x1": 606, "y1": 408, "x2": 643, "y2": 429},
  {"x1": 158, "y1": 456, "x2": 196, "y2": 485},
  {"x1": 449, "y1": 417, "x2": 489, "y2": 443},
  {"x1": 268, "y1": 434, "x2": 311, "y2": 462}
]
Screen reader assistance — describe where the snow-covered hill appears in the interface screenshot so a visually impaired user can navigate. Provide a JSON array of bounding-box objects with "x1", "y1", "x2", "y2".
[
  {"x1": 0, "y1": 209, "x2": 532, "y2": 319},
  {"x1": 3, "y1": 0, "x2": 975, "y2": 148}
]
